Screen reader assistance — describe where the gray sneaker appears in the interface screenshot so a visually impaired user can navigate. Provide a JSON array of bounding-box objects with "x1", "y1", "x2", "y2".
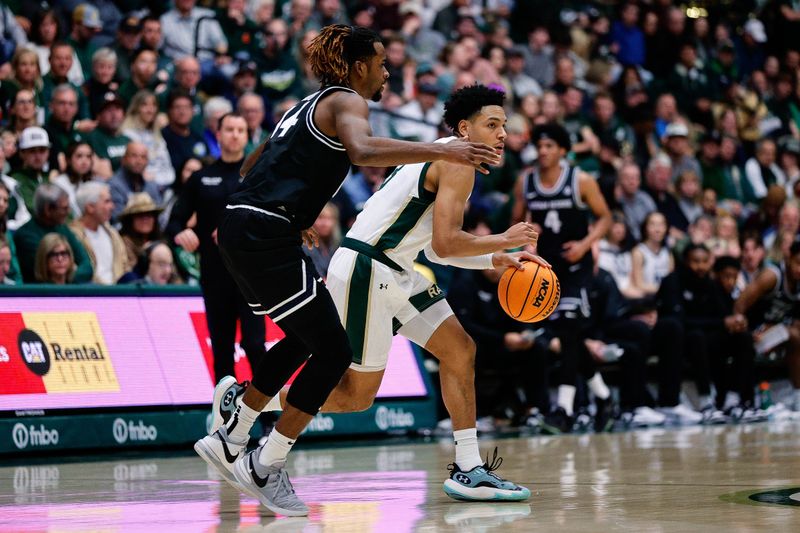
[
  {"x1": 233, "y1": 450, "x2": 309, "y2": 516},
  {"x1": 194, "y1": 425, "x2": 247, "y2": 489}
]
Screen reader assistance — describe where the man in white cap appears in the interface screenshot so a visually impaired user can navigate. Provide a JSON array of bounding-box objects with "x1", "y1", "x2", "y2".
[
  {"x1": 662, "y1": 121, "x2": 702, "y2": 183},
  {"x1": 10, "y1": 127, "x2": 51, "y2": 215},
  {"x1": 741, "y1": 18, "x2": 767, "y2": 78}
]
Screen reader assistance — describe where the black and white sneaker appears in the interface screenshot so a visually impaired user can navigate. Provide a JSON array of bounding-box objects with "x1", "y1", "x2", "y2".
[
  {"x1": 210, "y1": 376, "x2": 249, "y2": 434},
  {"x1": 233, "y1": 450, "x2": 309, "y2": 516},
  {"x1": 194, "y1": 425, "x2": 248, "y2": 489}
]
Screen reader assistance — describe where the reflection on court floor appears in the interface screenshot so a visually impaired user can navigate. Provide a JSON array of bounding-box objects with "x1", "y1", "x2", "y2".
[{"x1": 2, "y1": 423, "x2": 800, "y2": 531}]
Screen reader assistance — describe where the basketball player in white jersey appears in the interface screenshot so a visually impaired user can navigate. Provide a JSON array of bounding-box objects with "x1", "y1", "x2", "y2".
[{"x1": 212, "y1": 85, "x2": 548, "y2": 501}]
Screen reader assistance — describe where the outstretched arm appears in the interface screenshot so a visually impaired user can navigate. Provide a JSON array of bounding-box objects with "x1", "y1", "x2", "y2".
[
  {"x1": 734, "y1": 268, "x2": 777, "y2": 315},
  {"x1": 333, "y1": 94, "x2": 500, "y2": 174}
]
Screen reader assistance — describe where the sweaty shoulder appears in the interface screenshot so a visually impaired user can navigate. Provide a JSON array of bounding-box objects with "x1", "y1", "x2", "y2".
[{"x1": 317, "y1": 91, "x2": 368, "y2": 137}]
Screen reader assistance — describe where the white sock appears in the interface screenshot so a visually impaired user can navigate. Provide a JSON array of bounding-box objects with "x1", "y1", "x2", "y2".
[
  {"x1": 262, "y1": 393, "x2": 282, "y2": 412},
  {"x1": 588, "y1": 373, "x2": 610, "y2": 400},
  {"x1": 453, "y1": 428, "x2": 482, "y2": 471},
  {"x1": 557, "y1": 385, "x2": 576, "y2": 416},
  {"x1": 723, "y1": 391, "x2": 741, "y2": 410},
  {"x1": 699, "y1": 395, "x2": 712, "y2": 409},
  {"x1": 258, "y1": 429, "x2": 296, "y2": 467},
  {"x1": 792, "y1": 389, "x2": 800, "y2": 411},
  {"x1": 226, "y1": 402, "x2": 259, "y2": 443}
]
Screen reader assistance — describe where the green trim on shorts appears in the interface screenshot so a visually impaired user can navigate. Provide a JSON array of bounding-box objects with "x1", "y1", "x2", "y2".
[
  {"x1": 345, "y1": 254, "x2": 373, "y2": 365},
  {"x1": 408, "y1": 284, "x2": 445, "y2": 313}
]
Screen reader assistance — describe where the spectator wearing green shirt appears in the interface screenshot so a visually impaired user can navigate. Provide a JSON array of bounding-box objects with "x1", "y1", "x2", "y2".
[
  {"x1": 9, "y1": 127, "x2": 51, "y2": 215},
  {"x1": 118, "y1": 48, "x2": 163, "y2": 106},
  {"x1": 44, "y1": 84, "x2": 91, "y2": 173},
  {"x1": 159, "y1": 57, "x2": 205, "y2": 136},
  {"x1": 67, "y1": 4, "x2": 102, "y2": 80},
  {"x1": 82, "y1": 93, "x2": 131, "y2": 178},
  {"x1": 13, "y1": 183, "x2": 93, "y2": 283},
  {"x1": 41, "y1": 42, "x2": 91, "y2": 121}
]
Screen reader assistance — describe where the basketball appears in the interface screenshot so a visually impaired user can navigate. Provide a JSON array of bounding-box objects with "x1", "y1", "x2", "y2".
[{"x1": 498, "y1": 262, "x2": 560, "y2": 323}]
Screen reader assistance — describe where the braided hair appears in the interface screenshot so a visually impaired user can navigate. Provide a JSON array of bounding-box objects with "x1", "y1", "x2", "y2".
[{"x1": 308, "y1": 25, "x2": 382, "y2": 87}]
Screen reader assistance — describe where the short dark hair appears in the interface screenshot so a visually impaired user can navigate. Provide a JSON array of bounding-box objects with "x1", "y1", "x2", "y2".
[
  {"x1": 531, "y1": 123, "x2": 571, "y2": 150},
  {"x1": 166, "y1": 88, "x2": 193, "y2": 110},
  {"x1": 443, "y1": 84, "x2": 505, "y2": 133},
  {"x1": 683, "y1": 242, "x2": 710, "y2": 261},
  {"x1": 130, "y1": 46, "x2": 157, "y2": 64},
  {"x1": 217, "y1": 111, "x2": 246, "y2": 130},
  {"x1": 713, "y1": 255, "x2": 740, "y2": 273}
]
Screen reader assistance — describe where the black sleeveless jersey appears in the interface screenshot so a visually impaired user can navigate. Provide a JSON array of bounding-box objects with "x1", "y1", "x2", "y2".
[
  {"x1": 524, "y1": 161, "x2": 590, "y2": 270},
  {"x1": 748, "y1": 261, "x2": 800, "y2": 325},
  {"x1": 229, "y1": 86, "x2": 356, "y2": 230}
]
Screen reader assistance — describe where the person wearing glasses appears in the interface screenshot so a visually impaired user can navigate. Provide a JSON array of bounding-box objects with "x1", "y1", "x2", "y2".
[{"x1": 33, "y1": 233, "x2": 76, "y2": 284}]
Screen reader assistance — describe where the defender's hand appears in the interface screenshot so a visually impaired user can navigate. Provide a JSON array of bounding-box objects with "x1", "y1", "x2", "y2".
[
  {"x1": 562, "y1": 240, "x2": 588, "y2": 263},
  {"x1": 301, "y1": 228, "x2": 320, "y2": 250},
  {"x1": 441, "y1": 139, "x2": 502, "y2": 174}
]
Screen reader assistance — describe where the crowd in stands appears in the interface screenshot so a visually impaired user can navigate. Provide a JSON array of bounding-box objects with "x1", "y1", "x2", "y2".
[{"x1": 1, "y1": 0, "x2": 799, "y2": 429}]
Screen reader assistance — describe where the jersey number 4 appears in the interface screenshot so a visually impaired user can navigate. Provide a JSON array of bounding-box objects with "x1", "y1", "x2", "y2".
[{"x1": 544, "y1": 209, "x2": 562, "y2": 234}]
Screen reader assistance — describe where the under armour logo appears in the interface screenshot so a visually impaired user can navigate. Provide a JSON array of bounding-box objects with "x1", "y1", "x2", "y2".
[{"x1": 379, "y1": 283, "x2": 388, "y2": 290}]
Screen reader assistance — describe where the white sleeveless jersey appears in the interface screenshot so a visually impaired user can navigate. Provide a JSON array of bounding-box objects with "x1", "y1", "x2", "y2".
[
  {"x1": 635, "y1": 243, "x2": 671, "y2": 286},
  {"x1": 345, "y1": 137, "x2": 457, "y2": 271}
]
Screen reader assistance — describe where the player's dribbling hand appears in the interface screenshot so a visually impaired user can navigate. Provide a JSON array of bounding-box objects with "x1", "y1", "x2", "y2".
[
  {"x1": 301, "y1": 227, "x2": 320, "y2": 249},
  {"x1": 492, "y1": 250, "x2": 550, "y2": 270},
  {"x1": 502, "y1": 222, "x2": 538, "y2": 249},
  {"x1": 442, "y1": 139, "x2": 502, "y2": 174}
]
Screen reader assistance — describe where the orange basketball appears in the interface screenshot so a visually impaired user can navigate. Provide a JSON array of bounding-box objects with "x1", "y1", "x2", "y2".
[{"x1": 497, "y1": 262, "x2": 560, "y2": 323}]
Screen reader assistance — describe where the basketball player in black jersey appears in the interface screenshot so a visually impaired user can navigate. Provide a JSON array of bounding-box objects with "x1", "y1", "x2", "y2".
[
  {"x1": 193, "y1": 25, "x2": 503, "y2": 516},
  {"x1": 734, "y1": 240, "x2": 800, "y2": 412},
  {"x1": 513, "y1": 123, "x2": 611, "y2": 432}
]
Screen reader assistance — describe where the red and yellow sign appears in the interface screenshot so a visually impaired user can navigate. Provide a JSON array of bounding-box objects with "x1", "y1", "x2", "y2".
[{"x1": 0, "y1": 312, "x2": 119, "y2": 395}]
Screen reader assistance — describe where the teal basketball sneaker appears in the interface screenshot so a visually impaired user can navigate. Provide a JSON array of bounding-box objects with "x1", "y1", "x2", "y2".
[{"x1": 443, "y1": 448, "x2": 531, "y2": 501}]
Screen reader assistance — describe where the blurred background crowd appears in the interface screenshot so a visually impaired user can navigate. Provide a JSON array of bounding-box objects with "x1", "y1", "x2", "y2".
[{"x1": 1, "y1": 0, "x2": 799, "y2": 432}]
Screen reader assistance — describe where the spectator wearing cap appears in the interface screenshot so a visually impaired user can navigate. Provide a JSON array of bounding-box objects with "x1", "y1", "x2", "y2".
[
  {"x1": 83, "y1": 91, "x2": 130, "y2": 176},
  {"x1": 610, "y1": 2, "x2": 644, "y2": 67},
  {"x1": 109, "y1": 142, "x2": 162, "y2": 222},
  {"x1": 738, "y1": 19, "x2": 767, "y2": 79},
  {"x1": 506, "y1": 45, "x2": 542, "y2": 101},
  {"x1": 159, "y1": 57, "x2": 205, "y2": 136},
  {"x1": 160, "y1": 0, "x2": 228, "y2": 63},
  {"x1": 41, "y1": 42, "x2": 91, "y2": 121},
  {"x1": 121, "y1": 90, "x2": 176, "y2": 190},
  {"x1": 69, "y1": 181, "x2": 128, "y2": 284},
  {"x1": 117, "y1": 192, "x2": 163, "y2": 267},
  {"x1": 13, "y1": 182, "x2": 93, "y2": 283},
  {"x1": 202, "y1": 97, "x2": 234, "y2": 160},
  {"x1": 67, "y1": 4, "x2": 102, "y2": 79},
  {"x1": 709, "y1": 40, "x2": 740, "y2": 92},
  {"x1": 111, "y1": 17, "x2": 142, "y2": 82},
  {"x1": 217, "y1": 0, "x2": 261, "y2": 58},
  {"x1": 399, "y1": 2, "x2": 445, "y2": 65},
  {"x1": 237, "y1": 92, "x2": 267, "y2": 154},
  {"x1": 118, "y1": 48, "x2": 162, "y2": 106},
  {"x1": 662, "y1": 122, "x2": 702, "y2": 183},
  {"x1": 392, "y1": 82, "x2": 443, "y2": 143},
  {"x1": 84, "y1": 48, "x2": 119, "y2": 117},
  {"x1": 162, "y1": 89, "x2": 209, "y2": 174},
  {"x1": 10, "y1": 127, "x2": 51, "y2": 215},
  {"x1": 252, "y1": 18, "x2": 303, "y2": 104},
  {"x1": 744, "y1": 138, "x2": 786, "y2": 201},
  {"x1": 45, "y1": 84, "x2": 91, "y2": 173}
]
